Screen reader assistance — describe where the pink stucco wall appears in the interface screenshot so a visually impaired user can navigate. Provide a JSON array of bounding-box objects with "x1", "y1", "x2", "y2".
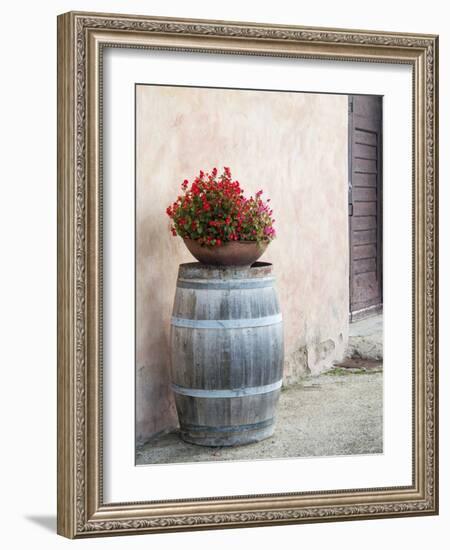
[{"x1": 136, "y1": 85, "x2": 349, "y2": 444}]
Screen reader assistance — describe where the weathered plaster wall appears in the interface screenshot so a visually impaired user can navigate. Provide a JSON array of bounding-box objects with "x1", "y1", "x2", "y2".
[{"x1": 136, "y1": 85, "x2": 349, "y2": 444}]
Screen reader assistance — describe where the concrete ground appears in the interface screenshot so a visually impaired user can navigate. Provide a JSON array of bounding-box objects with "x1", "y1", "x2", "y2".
[
  {"x1": 136, "y1": 368, "x2": 383, "y2": 465},
  {"x1": 136, "y1": 314, "x2": 383, "y2": 466}
]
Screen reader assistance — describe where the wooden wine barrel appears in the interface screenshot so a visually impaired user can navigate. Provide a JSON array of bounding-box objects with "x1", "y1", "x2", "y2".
[{"x1": 170, "y1": 262, "x2": 284, "y2": 446}]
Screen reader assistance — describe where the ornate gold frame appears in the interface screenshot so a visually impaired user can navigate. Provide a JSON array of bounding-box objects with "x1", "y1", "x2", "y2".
[{"x1": 57, "y1": 11, "x2": 439, "y2": 538}]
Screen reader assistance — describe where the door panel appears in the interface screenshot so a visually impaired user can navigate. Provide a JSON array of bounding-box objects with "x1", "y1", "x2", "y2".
[
  {"x1": 352, "y1": 229, "x2": 377, "y2": 245},
  {"x1": 353, "y1": 142, "x2": 377, "y2": 159},
  {"x1": 353, "y1": 201, "x2": 377, "y2": 216},
  {"x1": 349, "y1": 95, "x2": 383, "y2": 319},
  {"x1": 353, "y1": 272, "x2": 380, "y2": 304},
  {"x1": 353, "y1": 188, "x2": 376, "y2": 202},
  {"x1": 352, "y1": 215, "x2": 377, "y2": 231},
  {"x1": 353, "y1": 258, "x2": 377, "y2": 275},
  {"x1": 353, "y1": 172, "x2": 377, "y2": 187},
  {"x1": 353, "y1": 157, "x2": 377, "y2": 173},
  {"x1": 352, "y1": 243, "x2": 377, "y2": 260},
  {"x1": 354, "y1": 128, "x2": 377, "y2": 144}
]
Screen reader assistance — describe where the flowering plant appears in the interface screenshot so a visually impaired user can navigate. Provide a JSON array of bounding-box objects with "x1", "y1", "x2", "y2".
[{"x1": 166, "y1": 167, "x2": 276, "y2": 247}]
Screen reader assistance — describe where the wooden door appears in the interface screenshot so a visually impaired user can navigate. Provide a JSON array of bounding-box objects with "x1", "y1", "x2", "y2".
[{"x1": 348, "y1": 95, "x2": 383, "y2": 321}]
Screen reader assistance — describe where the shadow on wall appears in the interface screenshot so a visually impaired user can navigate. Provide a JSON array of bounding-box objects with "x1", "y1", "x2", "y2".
[{"x1": 135, "y1": 212, "x2": 180, "y2": 446}]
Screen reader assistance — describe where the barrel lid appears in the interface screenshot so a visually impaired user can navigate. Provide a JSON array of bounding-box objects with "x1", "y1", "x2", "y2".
[{"x1": 178, "y1": 262, "x2": 273, "y2": 280}]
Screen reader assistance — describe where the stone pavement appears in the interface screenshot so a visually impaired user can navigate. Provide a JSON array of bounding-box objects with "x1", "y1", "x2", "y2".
[{"x1": 347, "y1": 314, "x2": 383, "y2": 360}]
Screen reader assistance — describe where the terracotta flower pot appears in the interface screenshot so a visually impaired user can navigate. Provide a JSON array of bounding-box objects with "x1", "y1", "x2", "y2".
[{"x1": 183, "y1": 238, "x2": 268, "y2": 267}]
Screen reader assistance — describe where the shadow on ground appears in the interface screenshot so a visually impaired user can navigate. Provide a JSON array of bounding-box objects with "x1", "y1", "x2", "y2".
[{"x1": 25, "y1": 515, "x2": 56, "y2": 533}]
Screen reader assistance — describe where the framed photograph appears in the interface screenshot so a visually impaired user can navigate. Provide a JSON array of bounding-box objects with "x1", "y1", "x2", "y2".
[{"x1": 57, "y1": 11, "x2": 439, "y2": 538}]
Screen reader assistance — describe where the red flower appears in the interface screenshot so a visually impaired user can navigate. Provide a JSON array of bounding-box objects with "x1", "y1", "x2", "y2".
[{"x1": 165, "y1": 167, "x2": 276, "y2": 247}]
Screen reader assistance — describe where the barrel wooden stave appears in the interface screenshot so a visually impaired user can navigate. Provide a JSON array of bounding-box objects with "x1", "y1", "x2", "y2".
[
  {"x1": 174, "y1": 392, "x2": 280, "y2": 427},
  {"x1": 172, "y1": 286, "x2": 280, "y2": 321},
  {"x1": 171, "y1": 324, "x2": 284, "y2": 389},
  {"x1": 170, "y1": 262, "x2": 284, "y2": 447},
  {"x1": 174, "y1": 394, "x2": 279, "y2": 446}
]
